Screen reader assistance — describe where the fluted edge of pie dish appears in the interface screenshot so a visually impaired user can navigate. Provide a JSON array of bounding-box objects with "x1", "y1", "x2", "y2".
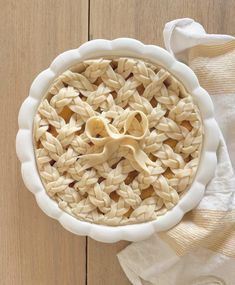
[{"x1": 16, "y1": 38, "x2": 220, "y2": 243}]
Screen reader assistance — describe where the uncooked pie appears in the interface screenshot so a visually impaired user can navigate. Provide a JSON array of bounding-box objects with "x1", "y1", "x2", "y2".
[{"x1": 33, "y1": 56, "x2": 203, "y2": 225}]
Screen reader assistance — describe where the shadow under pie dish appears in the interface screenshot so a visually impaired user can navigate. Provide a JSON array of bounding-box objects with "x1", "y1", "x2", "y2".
[{"x1": 16, "y1": 38, "x2": 219, "y2": 242}]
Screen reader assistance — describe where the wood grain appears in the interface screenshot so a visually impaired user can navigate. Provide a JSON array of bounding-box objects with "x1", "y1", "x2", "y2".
[
  {"x1": 2, "y1": 0, "x2": 235, "y2": 284},
  {"x1": 90, "y1": 0, "x2": 235, "y2": 47},
  {"x1": 87, "y1": 240, "x2": 130, "y2": 285},
  {"x1": 0, "y1": 1, "x2": 88, "y2": 284},
  {"x1": 88, "y1": 1, "x2": 235, "y2": 285}
]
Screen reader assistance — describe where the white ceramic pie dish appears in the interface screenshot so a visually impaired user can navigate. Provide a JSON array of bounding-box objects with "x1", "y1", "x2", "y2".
[{"x1": 16, "y1": 38, "x2": 219, "y2": 243}]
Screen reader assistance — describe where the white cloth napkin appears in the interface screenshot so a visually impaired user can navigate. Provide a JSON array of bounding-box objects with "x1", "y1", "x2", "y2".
[{"x1": 118, "y1": 19, "x2": 235, "y2": 285}]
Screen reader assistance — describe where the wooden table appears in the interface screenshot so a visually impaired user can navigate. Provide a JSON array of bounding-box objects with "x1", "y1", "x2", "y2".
[{"x1": 1, "y1": 0, "x2": 235, "y2": 284}]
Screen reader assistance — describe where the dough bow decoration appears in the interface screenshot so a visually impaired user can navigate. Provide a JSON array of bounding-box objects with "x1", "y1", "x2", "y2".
[{"x1": 79, "y1": 111, "x2": 154, "y2": 173}]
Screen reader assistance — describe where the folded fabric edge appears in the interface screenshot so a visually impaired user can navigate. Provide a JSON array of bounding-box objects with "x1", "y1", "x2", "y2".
[
  {"x1": 117, "y1": 253, "x2": 143, "y2": 285},
  {"x1": 163, "y1": 18, "x2": 234, "y2": 63}
]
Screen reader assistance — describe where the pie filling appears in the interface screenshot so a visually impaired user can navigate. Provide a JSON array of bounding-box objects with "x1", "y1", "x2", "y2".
[{"x1": 33, "y1": 56, "x2": 203, "y2": 226}]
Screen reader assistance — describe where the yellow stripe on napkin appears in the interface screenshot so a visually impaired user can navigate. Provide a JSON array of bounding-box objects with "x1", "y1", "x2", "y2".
[
  {"x1": 160, "y1": 209, "x2": 235, "y2": 257},
  {"x1": 160, "y1": 41, "x2": 235, "y2": 257}
]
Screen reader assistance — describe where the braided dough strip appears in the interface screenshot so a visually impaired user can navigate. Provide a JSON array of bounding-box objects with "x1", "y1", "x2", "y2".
[{"x1": 33, "y1": 56, "x2": 203, "y2": 226}]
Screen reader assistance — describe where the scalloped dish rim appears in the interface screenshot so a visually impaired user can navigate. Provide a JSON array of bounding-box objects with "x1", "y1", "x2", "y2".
[{"x1": 16, "y1": 38, "x2": 219, "y2": 243}]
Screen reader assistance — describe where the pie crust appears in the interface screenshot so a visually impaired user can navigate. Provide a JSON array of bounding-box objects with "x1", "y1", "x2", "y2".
[{"x1": 33, "y1": 56, "x2": 203, "y2": 226}]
